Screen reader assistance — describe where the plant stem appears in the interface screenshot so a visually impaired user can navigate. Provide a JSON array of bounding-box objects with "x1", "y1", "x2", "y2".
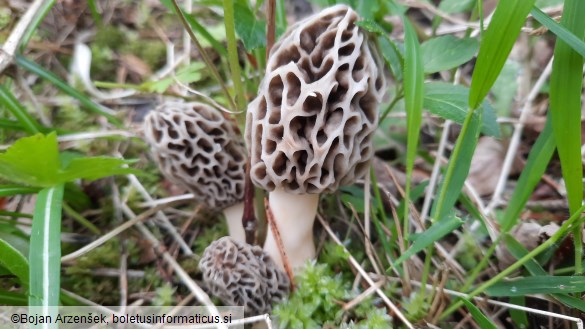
[
  {"x1": 170, "y1": 0, "x2": 237, "y2": 112},
  {"x1": 223, "y1": 0, "x2": 247, "y2": 121}
]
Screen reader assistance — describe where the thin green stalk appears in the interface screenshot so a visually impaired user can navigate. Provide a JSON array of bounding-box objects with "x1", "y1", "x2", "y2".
[
  {"x1": 461, "y1": 238, "x2": 500, "y2": 291},
  {"x1": 223, "y1": 0, "x2": 247, "y2": 124},
  {"x1": 20, "y1": 0, "x2": 56, "y2": 51},
  {"x1": 441, "y1": 203, "x2": 585, "y2": 319},
  {"x1": 169, "y1": 0, "x2": 237, "y2": 112},
  {"x1": 62, "y1": 203, "x2": 101, "y2": 235},
  {"x1": 431, "y1": 107, "x2": 475, "y2": 220},
  {"x1": 0, "y1": 85, "x2": 43, "y2": 134}
]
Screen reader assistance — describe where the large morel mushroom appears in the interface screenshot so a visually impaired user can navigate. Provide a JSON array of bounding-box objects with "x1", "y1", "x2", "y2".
[
  {"x1": 144, "y1": 101, "x2": 247, "y2": 242},
  {"x1": 246, "y1": 5, "x2": 386, "y2": 270},
  {"x1": 199, "y1": 237, "x2": 290, "y2": 315}
]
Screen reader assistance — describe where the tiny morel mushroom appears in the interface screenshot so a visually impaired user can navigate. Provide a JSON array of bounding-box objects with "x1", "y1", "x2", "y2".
[
  {"x1": 246, "y1": 5, "x2": 386, "y2": 270},
  {"x1": 199, "y1": 237, "x2": 290, "y2": 315},
  {"x1": 144, "y1": 101, "x2": 247, "y2": 242}
]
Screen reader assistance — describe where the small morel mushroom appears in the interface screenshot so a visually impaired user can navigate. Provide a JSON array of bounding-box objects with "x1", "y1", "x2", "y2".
[
  {"x1": 144, "y1": 101, "x2": 247, "y2": 242},
  {"x1": 199, "y1": 237, "x2": 290, "y2": 315},
  {"x1": 246, "y1": 5, "x2": 386, "y2": 270}
]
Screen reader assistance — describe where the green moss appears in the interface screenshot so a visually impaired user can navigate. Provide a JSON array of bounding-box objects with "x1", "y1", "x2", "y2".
[{"x1": 94, "y1": 26, "x2": 127, "y2": 50}]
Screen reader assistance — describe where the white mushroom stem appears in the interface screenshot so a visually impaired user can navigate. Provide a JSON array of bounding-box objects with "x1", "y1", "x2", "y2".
[
  {"x1": 263, "y1": 187, "x2": 319, "y2": 271},
  {"x1": 223, "y1": 202, "x2": 246, "y2": 243}
]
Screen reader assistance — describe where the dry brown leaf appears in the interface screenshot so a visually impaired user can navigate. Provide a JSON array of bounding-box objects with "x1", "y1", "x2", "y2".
[
  {"x1": 497, "y1": 222, "x2": 542, "y2": 269},
  {"x1": 120, "y1": 54, "x2": 152, "y2": 78},
  {"x1": 467, "y1": 137, "x2": 507, "y2": 196}
]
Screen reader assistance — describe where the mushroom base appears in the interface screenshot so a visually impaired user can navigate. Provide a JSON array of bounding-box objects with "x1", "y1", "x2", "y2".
[
  {"x1": 263, "y1": 188, "x2": 319, "y2": 272},
  {"x1": 223, "y1": 202, "x2": 245, "y2": 243}
]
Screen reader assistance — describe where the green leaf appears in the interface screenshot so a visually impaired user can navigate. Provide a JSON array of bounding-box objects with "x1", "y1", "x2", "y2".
[
  {"x1": 15, "y1": 55, "x2": 122, "y2": 127},
  {"x1": 438, "y1": 0, "x2": 475, "y2": 14},
  {"x1": 0, "y1": 133, "x2": 139, "y2": 187},
  {"x1": 492, "y1": 60, "x2": 521, "y2": 117},
  {"x1": 59, "y1": 157, "x2": 138, "y2": 182},
  {"x1": 460, "y1": 298, "x2": 498, "y2": 329},
  {"x1": 423, "y1": 82, "x2": 500, "y2": 137},
  {"x1": 29, "y1": 184, "x2": 64, "y2": 307},
  {"x1": 469, "y1": 0, "x2": 536, "y2": 109},
  {"x1": 501, "y1": 118, "x2": 555, "y2": 232},
  {"x1": 485, "y1": 276, "x2": 585, "y2": 296},
  {"x1": 0, "y1": 85, "x2": 44, "y2": 134},
  {"x1": 531, "y1": 6, "x2": 585, "y2": 58},
  {"x1": 378, "y1": 35, "x2": 403, "y2": 81},
  {"x1": 393, "y1": 215, "x2": 464, "y2": 267},
  {"x1": 421, "y1": 36, "x2": 478, "y2": 73},
  {"x1": 233, "y1": 0, "x2": 266, "y2": 51},
  {"x1": 0, "y1": 238, "x2": 29, "y2": 287},
  {"x1": 0, "y1": 133, "x2": 61, "y2": 186}
]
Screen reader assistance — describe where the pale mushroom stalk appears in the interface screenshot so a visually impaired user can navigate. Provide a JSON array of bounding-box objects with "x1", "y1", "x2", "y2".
[
  {"x1": 246, "y1": 5, "x2": 386, "y2": 273},
  {"x1": 222, "y1": 202, "x2": 246, "y2": 242},
  {"x1": 263, "y1": 189, "x2": 319, "y2": 269},
  {"x1": 144, "y1": 101, "x2": 248, "y2": 243}
]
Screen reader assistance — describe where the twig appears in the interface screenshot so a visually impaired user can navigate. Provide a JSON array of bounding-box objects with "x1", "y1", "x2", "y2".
[
  {"x1": 317, "y1": 214, "x2": 415, "y2": 329},
  {"x1": 61, "y1": 198, "x2": 189, "y2": 262},
  {"x1": 243, "y1": 160, "x2": 257, "y2": 244},
  {"x1": 486, "y1": 57, "x2": 554, "y2": 213},
  {"x1": 126, "y1": 174, "x2": 193, "y2": 255},
  {"x1": 266, "y1": 0, "x2": 276, "y2": 58},
  {"x1": 264, "y1": 198, "x2": 295, "y2": 291},
  {"x1": 0, "y1": 0, "x2": 46, "y2": 74},
  {"x1": 125, "y1": 209, "x2": 227, "y2": 329}
]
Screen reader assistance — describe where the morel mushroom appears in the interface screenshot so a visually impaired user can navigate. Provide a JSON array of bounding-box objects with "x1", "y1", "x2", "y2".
[
  {"x1": 199, "y1": 237, "x2": 290, "y2": 315},
  {"x1": 144, "y1": 101, "x2": 247, "y2": 242},
  {"x1": 246, "y1": 5, "x2": 386, "y2": 270}
]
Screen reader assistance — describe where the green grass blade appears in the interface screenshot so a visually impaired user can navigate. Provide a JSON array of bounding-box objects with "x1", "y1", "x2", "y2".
[
  {"x1": 402, "y1": 18, "x2": 424, "y2": 246},
  {"x1": 485, "y1": 276, "x2": 585, "y2": 296},
  {"x1": 0, "y1": 85, "x2": 44, "y2": 134},
  {"x1": 531, "y1": 6, "x2": 585, "y2": 58},
  {"x1": 504, "y1": 234, "x2": 585, "y2": 311},
  {"x1": 0, "y1": 238, "x2": 29, "y2": 288},
  {"x1": 0, "y1": 185, "x2": 40, "y2": 197},
  {"x1": 460, "y1": 298, "x2": 497, "y2": 329},
  {"x1": 392, "y1": 215, "x2": 464, "y2": 267},
  {"x1": 501, "y1": 118, "x2": 555, "y2": 232},
  {"x1": 87, "y1": 0, "x2": 102, "y2": 26},
  {"x1": 20, "y1": 0, "x2": 56, "y2": 50},
  {"x1": 224, "y1": 0, "x2": 247, "y2": 113},
  {"x1": 29, "y1": 184, "x2": 64, "y2": 308},
  {"x1": 548, "y1": 0, "x2": 585, "y2": 273},
  {"x1": 430, "y1": 108, "x2": 482, "y2": 221},
  {"x1": 469, "y1": 0, "x2": 536, "y2": 109},
  {"x1": 0, "y1": 119, "x2": 25, "y2": 131},
  {"x1": 14, "y1": 55, "x2": 122, "y2": 127},
  {"x1": 0, "y1": 290, "x2": 27, "y2": 305}
]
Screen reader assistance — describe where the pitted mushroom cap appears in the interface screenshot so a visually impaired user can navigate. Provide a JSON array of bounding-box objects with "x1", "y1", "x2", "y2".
[
  {"x1": 144, "y1": 101, "x2": 246, "y2": 208},
  {"x1": 246, "y1": 5, "x2": 386, "y2": 194},
  {"x1": 199, "y1": 237, "x2": 290, "y2": 315}
]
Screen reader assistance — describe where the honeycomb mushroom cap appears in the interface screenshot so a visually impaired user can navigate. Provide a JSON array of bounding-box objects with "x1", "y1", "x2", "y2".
[
  {"x1": 144, "y1": 101, "x2": 246, "y2": 208},
  {"x1": 246, "y1": 5, "x2": 386, "y2": 194},
  {"x1": 199, "y1": 237, "x2": 290, "y2": 315}
]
